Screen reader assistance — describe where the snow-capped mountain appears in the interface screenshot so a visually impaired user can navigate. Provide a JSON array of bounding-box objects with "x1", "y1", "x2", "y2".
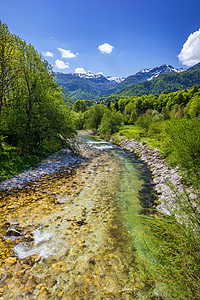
[
  {"x1": 72, "y1": 72, "x2": 125, "y2": 84},
  {"x1": 110, "y1": 64, "x2": 186, "y2": 93},
  {"x1": 54, "y1": 64, "x2": 188, "y2": 101},
  {"x1": 136, "y1": 64, "x2": 186, "y2": 81},
  {"x1": 106, "y1": 76, "x2": 125, "y2": 84}
]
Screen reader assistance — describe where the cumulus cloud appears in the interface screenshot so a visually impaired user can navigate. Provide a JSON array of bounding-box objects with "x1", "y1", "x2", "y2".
[
  {"x1": 55, "y1": 59, "x2": 69, "y2": 69},
  {"x1": 178, "y1": 29, "x2": 200, "y2": 66},
  {"x1": 58, "y1": 47, "x2": 79, "y2": 58},
  {"x1": 43, "y1": 51, "x2": 54, "y2": 57},
  {"x1": 98, "y1": 43, "x2": 114, "y2": 54},
  {"x1": 75, "y1": 67, "x2": 86, "y2": 74}
]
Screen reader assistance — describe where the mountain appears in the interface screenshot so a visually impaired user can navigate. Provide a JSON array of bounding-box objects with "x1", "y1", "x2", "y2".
[
  {"x1": 74, "y1": 72, "x2": 125, "y2": 84},
  {"x1": 115, "y1": 64, "x2": 200, "y2": 98},
  {"x1": 54, "y1": 72, "x2": 125, "y2": 101},
  {"x1": 54, "y1": 64, "x2": 200, "y2": 101},
  {"x1": 109, "y1": 64, "x2": 185, "y2": 94},
  {"x1": 188, "y1": 62, "x2": 200, "y2": 71}
]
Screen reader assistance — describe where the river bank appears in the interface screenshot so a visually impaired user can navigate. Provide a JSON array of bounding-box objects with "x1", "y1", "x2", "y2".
[
  {"x1": 1, "y1": 132, "x2": 188, "y2": 215},
  {"x1": 0, "y1": 144, "x2": 92, "y2": 193},
  {"x1": 110, "y1": 134, "x2": 190, "y2": 215}
]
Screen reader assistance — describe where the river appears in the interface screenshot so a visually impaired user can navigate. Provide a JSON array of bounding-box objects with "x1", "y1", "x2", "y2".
[{"x1": 0, "y1": 133, "x2": 157, "y2": 299}]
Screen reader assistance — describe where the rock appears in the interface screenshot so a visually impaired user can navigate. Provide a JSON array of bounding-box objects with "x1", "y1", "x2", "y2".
[
  {"x1": 6, "y1": 228, "x2": 21, "y2": 237},
  {"x1": 6, "y1": 257, "x2": 17, "y2": 265},
  {"x1": 0, "y1": 148, "x2": 85, "y2": 192}
]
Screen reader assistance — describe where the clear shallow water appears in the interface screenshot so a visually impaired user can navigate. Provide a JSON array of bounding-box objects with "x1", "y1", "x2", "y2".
[
  {"x1": 84, "y1": 135, "x2": 156, "y2": 256},
  {"x1": 0, "y1": 134, "x2": 157, "y2": 299}
]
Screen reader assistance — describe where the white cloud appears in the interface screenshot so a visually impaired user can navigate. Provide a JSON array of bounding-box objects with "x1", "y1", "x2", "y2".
[
  {"x1": 98, "y1": 43, "x2": 114, "y2": 54},
  {"x1": 55, "y1": 59, "x2": 69, "y2": 69},
  {"x1": 43, "y1": 51, "x2": 54, "y2": 57},
  {"x1": 75, "y1": 67, "x2": 86, "y2": 74},
  {"x1": 58, "y1": 47, "x2": 79, "y2": 58},
  {"x1": 178, "y1": 29, "x2": 200, "y2": 66}
]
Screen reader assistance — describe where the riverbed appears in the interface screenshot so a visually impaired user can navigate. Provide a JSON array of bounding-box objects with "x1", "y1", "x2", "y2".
[{"x1": 0, "y1": 133, "x2": 157, "y2": 299}]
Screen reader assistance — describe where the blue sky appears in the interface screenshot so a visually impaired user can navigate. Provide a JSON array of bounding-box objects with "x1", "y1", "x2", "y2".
[{"x1": 1, "y1": 0, "x2": 200, "y2": 77}]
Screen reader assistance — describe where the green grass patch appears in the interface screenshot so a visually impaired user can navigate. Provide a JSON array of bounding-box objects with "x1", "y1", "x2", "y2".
[
  {"x1": 118, "y1": 124, "x2": 145, "y2": 139},
  {"x1": 118, "y1": 124, "x2": 163, "y2": 149}
]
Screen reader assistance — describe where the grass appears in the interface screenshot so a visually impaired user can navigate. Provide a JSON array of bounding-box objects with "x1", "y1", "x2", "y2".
[{"x1": 118, "y1": 124, "x2": 163, "y2": 149}]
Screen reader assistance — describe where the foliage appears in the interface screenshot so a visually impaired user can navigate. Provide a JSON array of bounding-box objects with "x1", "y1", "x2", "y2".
[
  {"x1": 73, "y1": 100, "x2": 87, "y2": 113},
  {"x1": 98, "y1": 109, "x2": 123, "y2": 138},
  {"x1": 84, "y1": 104, "x2": 107, "y2": 130},
  {"x1": 162, "y1": 118, "x2": 200, "y2": 181},
  {"x1": 70, "y1": 110, "x2": 85, "y2": 130},
  {"x1": 0, "y1": 21, "x2": 76, "y2": 158},
  {"x1": 0, "y1": 146, "x2": 51, "y2": 182},
  {"x1": 143, "y1": 208, "x2": 200, "y2": 300},
  {"x1": 0, "y1": 21, "x2": 77, "y2": 179},
  {"x1": 184, "y1": 95, "x2": 200, "y2": 118},
  {"x1": 123, "y1": 102, "x2": 137, "y2": 124}
]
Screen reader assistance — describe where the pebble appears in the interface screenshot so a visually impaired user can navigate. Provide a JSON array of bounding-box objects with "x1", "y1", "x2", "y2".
[{"x1": 0, "y1": 149, "x2": 85, "y2": 192}]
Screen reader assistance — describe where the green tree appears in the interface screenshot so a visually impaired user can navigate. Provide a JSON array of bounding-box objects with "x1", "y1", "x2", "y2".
[
  {"x1": 184, "y1": 95, "x2": 200, "y2": 118},
  {"x1": 123, "y1": 102, "x2": 137, "y2": 124},
  {"x1": 73, "y1": 100, "x2": 87, "y2": 113},
  {"x1": 84, "y1": 104, "x2": 106, "y2": 130},
  {"x1": 98, "y1": 109, "x2": 123, "y2": 137},
  {"x1": 163, "y1": 117, "x2": 200, "y2": 180},
  {"x1": 0, "y1": 21, "x2": 76, "y2": 155},
  {"x1": 0, "y1": 21, "x2": 19, "y2": 117}
]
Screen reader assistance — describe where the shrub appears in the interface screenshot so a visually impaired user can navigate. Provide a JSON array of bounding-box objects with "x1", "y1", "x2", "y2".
[{"x1": 163, "y1": 117, "x2": 200, "y2": 180}]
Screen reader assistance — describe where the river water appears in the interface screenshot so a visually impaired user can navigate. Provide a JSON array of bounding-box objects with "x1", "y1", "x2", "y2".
[{"x1": 0, "y1": 133, "x2": 157, "y2": 299}]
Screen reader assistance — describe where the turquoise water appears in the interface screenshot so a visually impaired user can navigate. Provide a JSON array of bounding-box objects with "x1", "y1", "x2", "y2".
[{"x1": 84, "y1": 135, "x2": 157, "y2": 262}]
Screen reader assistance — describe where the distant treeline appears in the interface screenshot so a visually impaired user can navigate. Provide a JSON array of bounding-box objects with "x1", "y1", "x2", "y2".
[
  {"x1": 104, "y1": 84, "x2": 200, "y2": 119},
  {"x1": 72, "y1": 85, "x2": 200, "y2": 179},
  {"x1": 73, "y1": 85, "x2": 200, "y2": 131}
]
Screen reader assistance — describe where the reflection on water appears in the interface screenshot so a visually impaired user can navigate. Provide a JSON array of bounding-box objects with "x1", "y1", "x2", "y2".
[{"x1": 0, "y1": 133, "x2": 157, "y2": 299}]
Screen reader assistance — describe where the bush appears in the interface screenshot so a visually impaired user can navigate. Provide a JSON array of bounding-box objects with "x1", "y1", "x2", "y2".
[
  {"x1": 143, "y1": 208, "x2": 200, "y2": 300},
  {"x1": 98, "y1": 109, "x2": 123, "y2": 138},
  {"x1": 84, "y1": 104, "x2": 106, "y2": 130},
  {"x1": 163, "y1": 117, "x2": 200, "y2": 180}
]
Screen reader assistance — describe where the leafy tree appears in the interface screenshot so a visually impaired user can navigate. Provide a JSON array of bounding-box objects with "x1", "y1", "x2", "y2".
[
  {"x1": 0, "y1": 21, "x2": 20, "y2": 118},
  {"x1": 0, "y1": 21, "x2": 76, "y2": 155},
  {"x1": 163, "y1": 117, "x2": 200, "y2": 179},
  {"x1": 184, "y1": 95, "x2": 200, "y2": 118},
  {"x1": 98, "y1": 109, "x2": 123, "y2": 137},
  {"x1": 118, "y1": 98, "x2": 130, "y2": 113},
  {"x1": 73, "y1": 100, "x2": 87, "y2": 113},
  {"x1": 123, "y1": 102, "x2": 137, "y2": 124},
  {"x1": 84, "y1": 104, "x2": 106, "y2": 130}
]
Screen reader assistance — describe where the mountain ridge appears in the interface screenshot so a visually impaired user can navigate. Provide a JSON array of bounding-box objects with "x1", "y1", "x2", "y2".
[
  {"x1": 115, "y1": 66, "x2": 200, "y2": 98},
  {"x1": 54, "y1": 63, "x2": 200, "y2": 101}
]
